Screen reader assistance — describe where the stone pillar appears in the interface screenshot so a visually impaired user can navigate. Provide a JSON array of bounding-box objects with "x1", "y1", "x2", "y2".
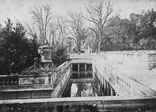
[
  {"x1": 71, "y1": 64, "x2": 73, "y2": 78},
  {"x1": 84, "y1": 64, "x2": 87, "y2": 78},
  {"x1": 53, "y1": 106, "x2": 58, "y2": 112},
  {"x1": 78, "y1": 64, "x2": 80, "y2": 78},
  {"x1": 71, "y1": 64, "x2": 73, "y2": 72}
]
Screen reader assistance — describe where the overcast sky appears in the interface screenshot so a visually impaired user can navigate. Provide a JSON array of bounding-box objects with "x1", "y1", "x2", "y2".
[{"x1": 0, "y1": 0, "x2": 156, "y2": 25}]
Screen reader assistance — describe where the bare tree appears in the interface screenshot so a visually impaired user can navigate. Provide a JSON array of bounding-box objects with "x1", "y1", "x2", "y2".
[
  {"x1": 49, "y1": 22, "x2": 58, "y2": 46},
  {"x1": 30, "y1": 5, "x2": 53, "y2": 45},
  {"x1": 56, "y1": 17, "x2": 69, "y2": 46},
  {"x1": 84, "y1": 0, "x2": 113, "y2": 52},
  {"x1": 26, "y1": 24, "x2": 38, "y2": 40},
  {"x1": 67, "y1": 12, "x2": 88, "y2": 52}
]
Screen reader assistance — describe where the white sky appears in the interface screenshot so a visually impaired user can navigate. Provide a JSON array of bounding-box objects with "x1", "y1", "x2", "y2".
[{"x1": 0, "y1": 0, "x2": 156, "y2": 26}]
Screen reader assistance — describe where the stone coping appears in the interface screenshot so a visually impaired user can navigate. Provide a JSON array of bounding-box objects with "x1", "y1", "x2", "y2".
[
  {"x1": 0, "y1": 84, "x2": 53, "y2": 92},
  {"x1": 0, "y1": 96, "x2": 156, "y2": 105},
  {"x1": 0, "y1": 74, "x2": 50, "y2": 78}
]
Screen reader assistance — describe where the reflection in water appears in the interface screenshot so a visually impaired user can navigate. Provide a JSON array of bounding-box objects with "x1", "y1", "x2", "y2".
[
  {"x1": 71, "y1": 83, "x2": 96, "y2": 97},
  {"x1": 71, "y1": 83, "x2": 78, "y2": 97}
]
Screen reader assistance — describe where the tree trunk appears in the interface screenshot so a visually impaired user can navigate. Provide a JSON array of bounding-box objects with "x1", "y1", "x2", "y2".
[
  {"x1": 97, "y1": 30, "x2": 102, "y2": 52},
  {"x1": 97, "y1": 40, "x2": 101, "y2": 52}
]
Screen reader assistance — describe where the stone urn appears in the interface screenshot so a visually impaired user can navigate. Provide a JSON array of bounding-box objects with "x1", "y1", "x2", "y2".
[{"x1": 38, "y1": 45, "x2": 53, "y2": 70}]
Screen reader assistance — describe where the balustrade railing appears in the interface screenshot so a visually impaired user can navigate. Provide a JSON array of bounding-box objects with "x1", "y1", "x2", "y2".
[
  {"x1": 0, "y1": 76, "x2": 19, "y2": 86},
  {"x1": 0, "y1": 62, "x2": 70, "y2": 88},
  {"x1": 51, "y1": 62, "x2": 71, "y2": 97},
  {"x1": 93, "y1": 59, "x2": 156, "y2": 97},
  {"x1": 0, "y1": 96, "x2": 156, "y2": 112},
  {"x1": 51, "y1": 62, "x2": 70, "y2": 87}
]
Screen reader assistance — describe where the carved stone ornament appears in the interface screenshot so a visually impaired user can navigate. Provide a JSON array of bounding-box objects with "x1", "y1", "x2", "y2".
[
  {"x1": 38, "y1": 45, "x2": 53, "y2": 70},
  {"x1": 38, "y1": 45, "x2": 52, "y2": 63}
]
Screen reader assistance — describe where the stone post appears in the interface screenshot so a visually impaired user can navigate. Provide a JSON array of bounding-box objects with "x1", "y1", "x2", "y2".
[
  {"x1": 85, "y1": 64, "x2": 87, "y2": 77},
  {"x1": 78, "y1": 64, "x2": 80, "y2": 78}
]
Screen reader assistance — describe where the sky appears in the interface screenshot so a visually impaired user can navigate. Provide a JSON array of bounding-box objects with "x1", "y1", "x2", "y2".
[{"x1": 0, "y1": 0, "x2": 156, "y2": 26}]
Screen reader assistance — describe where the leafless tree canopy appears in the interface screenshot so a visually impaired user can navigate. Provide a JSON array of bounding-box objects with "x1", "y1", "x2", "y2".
[
  {"x1": 30, "y1": 5, "x2": 53, "y2": 45},
  {"x1": 26, "y1": 0, "x2": 113, "y2": 52},
  {"x1": 84, "y1": 0, "x2": 113, "y2": 52},
  {"x1": 67, "y1": 12, "x2": 88, "y2": 52}
]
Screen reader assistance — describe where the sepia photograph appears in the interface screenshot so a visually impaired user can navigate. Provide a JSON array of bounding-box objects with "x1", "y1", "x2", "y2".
[{"x1": 0, "y1": 0, "x2": 156, "y2": 111}]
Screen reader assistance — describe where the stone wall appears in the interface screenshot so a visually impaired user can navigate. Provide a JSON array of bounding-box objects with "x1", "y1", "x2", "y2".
[{"x1": 103, "y1": 50, "x2": 156, "y2": 71}]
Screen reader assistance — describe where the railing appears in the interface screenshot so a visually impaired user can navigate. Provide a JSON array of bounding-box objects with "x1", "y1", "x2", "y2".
[
  {"x1": 0, "y1": 76, "x2": 19, "y2": 86},
  {"x1": 51, "y1": 61, "x2": 71, "y2": 97},
  {"x1": 93, "y1": 59, "x2": 156, "y2": 97},
  {"x1": 0, "y1": 75, "x2": 54, "y2": 99},
  {"x1": 0, "y1": 52, "x2": 156, "y2": 111},
  {"x1": 51, "y1": 61, "x2": 70, "y2": 87},
  {"x1": 0, "y1": 96, "x2": 156, "y2": 112},
  {"x1": 0, "y1": 62, "x2": 71, "y2": 100},
  {"x1": 0, "y1": 75, "x2": 53, "y2": 91}
]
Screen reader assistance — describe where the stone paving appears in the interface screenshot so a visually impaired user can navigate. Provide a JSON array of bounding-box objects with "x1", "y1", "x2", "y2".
[{"x1": 118, "y1": 64, "x2": 156, "y2": 91}]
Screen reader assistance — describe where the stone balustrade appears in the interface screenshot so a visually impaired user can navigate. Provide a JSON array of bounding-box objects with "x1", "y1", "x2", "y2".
[
  {"x1": 0, "y1": 61, "x2": 71, "y2": 100},
  {"x1": 0, "y1": 52, "x2": 156, "y2": 111},
  {"x1": 0, "y1": 74, "x2": 51, "y2": 87},
  {"x1": 51, "y1": 62, "x2": 71, "y2": 97},
  {"x1": 51, "y1": 62, "x2": 70, "y2": 87},
  {"x1": 93, "y1": 59, "x2": 156, "y2": 97},
  {"x1": 0, "y1": 74, "x2": 54, "y2": 99},
  {"x1": 0, "y1": 96, "x2": 156, "y2": 112},
  {"x1": 0, "y1": 76, "x2": 19, "y2": 86}
]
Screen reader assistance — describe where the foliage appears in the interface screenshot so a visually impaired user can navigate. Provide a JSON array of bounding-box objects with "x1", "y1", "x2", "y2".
[
  {"x1": 52, "y1": 46, "x2": 67, "y2": 66},
  {"x1": 0, "y1": 19, "x2": 39, "y2": 75},
  {"x1": 1, "y1": 6, "x2": 156, "y2": 75},
  {"x1": 100, "y1": 9, "x2": 156, "y2": 51}
]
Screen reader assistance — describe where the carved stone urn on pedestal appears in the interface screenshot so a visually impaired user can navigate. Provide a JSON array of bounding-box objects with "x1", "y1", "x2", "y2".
[{"x1": 38, "y1": 45, "x2": 53, "y2": 70}]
